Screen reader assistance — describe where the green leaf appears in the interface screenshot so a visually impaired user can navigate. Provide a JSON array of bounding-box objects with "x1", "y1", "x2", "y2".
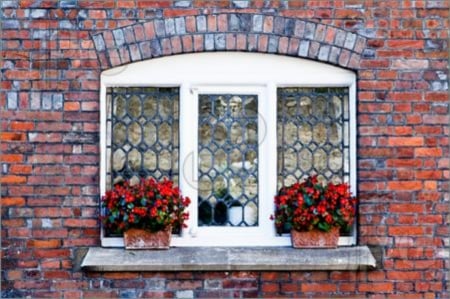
[
  {"x1": 303, "y1": 194, "x2": 312, "y2": 206},
  {"x1": 318, "y1": 222, "x2": 331, "y2": 232},
  {"x1": 127, "y1": 203, "x2": 134, "y2": 209}
]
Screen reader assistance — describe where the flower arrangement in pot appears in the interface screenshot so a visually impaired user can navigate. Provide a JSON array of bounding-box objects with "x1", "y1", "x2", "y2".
[
  {"x1": 272, "y1": 175, "x2": 356, "y2": 248},
  {"x1": 101, "y1": 178, "x2": 191, "y2": 249}
]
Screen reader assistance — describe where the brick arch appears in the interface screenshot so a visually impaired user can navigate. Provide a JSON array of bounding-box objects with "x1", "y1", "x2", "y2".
[{"x1": 91, "y1": 13, "x2": 367, "y2": 70}]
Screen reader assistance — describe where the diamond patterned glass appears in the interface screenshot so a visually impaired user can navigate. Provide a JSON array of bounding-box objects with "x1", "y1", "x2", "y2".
[
  {"x1": 198, "y1": 94, "x2": 258, "y2": 226},
  {"x1": 106, "y1": 87, "x2": 179, "y2": 188},
  {"x1": 277, "y1": 87, "x2": 349, "y2": 188}
]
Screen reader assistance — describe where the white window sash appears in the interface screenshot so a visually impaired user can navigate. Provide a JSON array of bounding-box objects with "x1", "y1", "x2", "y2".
[{"x1": 100, "y1": 53, "x2": 357, "y2": 247}]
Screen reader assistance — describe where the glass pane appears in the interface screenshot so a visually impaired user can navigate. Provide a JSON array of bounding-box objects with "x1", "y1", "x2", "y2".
[
  {"x1": 277, "y1": 87, "x2": 349, "y2": 189},
  {"x1": 198, "y1": 94, "x2": 258, "y2": 227},
  {"x1": 106, "y1": 87, "x2": 179, "y2": 187}
]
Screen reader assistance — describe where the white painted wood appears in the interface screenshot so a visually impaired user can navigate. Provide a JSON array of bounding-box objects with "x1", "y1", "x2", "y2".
[
  {"x1": 101, "y1": 53, "x2": 355, "y2": 87},
  {"x1": 180, "y1": 85, "x2": 268, "y2": 243},
  {"x1": 264, "y1": 83, "x2": 279, "y2": 239},
  {"x1": 100, "y1": 52, "x2": 357, "y2": 247}
]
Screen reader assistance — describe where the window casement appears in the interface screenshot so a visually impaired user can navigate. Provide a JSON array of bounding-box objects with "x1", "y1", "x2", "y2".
[{"x1": 100, "y1": 52, "x2": 357, "y2": 247}]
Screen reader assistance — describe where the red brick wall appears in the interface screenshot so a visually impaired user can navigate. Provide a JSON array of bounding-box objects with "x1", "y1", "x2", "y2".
[{"x1": 1, "y1": 0, "x2": 449, "y2": 298}]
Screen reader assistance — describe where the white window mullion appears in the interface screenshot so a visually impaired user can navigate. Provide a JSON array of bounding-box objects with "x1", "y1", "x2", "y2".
[
  {"x1": 259, "y1": 83, "x2": 278, "y2": 237},
  {"x1": 349, "y1": 81, "x2": 357, "y2": 246},
  {"x1": 178, "y1": 84, "x2": 199, "y2": 238}
]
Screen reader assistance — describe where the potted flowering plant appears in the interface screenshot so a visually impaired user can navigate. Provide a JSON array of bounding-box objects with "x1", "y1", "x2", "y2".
[
  {"x1": 101, "y1": 178, "x2": 190, "y2": 249},
  {"x1": 273, "y1": 175, "x2": 356, "y2": 248}
]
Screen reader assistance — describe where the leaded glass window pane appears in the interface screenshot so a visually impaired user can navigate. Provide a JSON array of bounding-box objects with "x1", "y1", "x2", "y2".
[
  {"x1": 198, "y1": 94, "x2": 258, "y2": 227},
  {"x1": 106, "y1": 87, "x2": 179, "y2": 188},
  {"x1": 277, "y1": 87, "x2": 349, "y2": 188}
]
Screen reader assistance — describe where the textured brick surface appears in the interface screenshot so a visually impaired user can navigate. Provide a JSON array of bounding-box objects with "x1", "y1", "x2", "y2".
[
  {"x1": 1, "y1": 0, "x2": 449, "y2": 298},
  {"x1": 93, "y1": 13, "x2": 365, "y2": 69}
]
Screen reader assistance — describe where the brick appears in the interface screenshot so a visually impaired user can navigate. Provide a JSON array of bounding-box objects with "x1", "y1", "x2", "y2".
[
  {"x1": 294, "y1": 20, "x2": 305, "y2": 37},
  {"x1": 236, "y1": 34, "x2": 246, "y2": 50},
  {"x1": 214, "y1": 33, "x2": 226, "y2": 50},
  {"x1": 387, "y1": 181, "x2": 423, "y2": 191},
  {"x1": 207, "y1": 15, "x2": 217, "y2": 32},
  {"x1": 304, "y1": 22, "x2": 316, "y2": 39},
  {"x1": 336, "y1": 9, "x2": 364, "y2": 19},
  {"x1": 1, "y1": 175, "x2": 27, "y2": 184},
  {"x1": 2, "y1": 196, "x2": 26, "y2": 207},
  {"x1": 268, "y1": 35, "x2": 278, "y2": 53},
  {"x1": 389, "y1": 226, "x2": 426, "y2": 236},
  {"x1": 324, "y1": 26, "x2": 336, "y2": 44},
  {"x1": 329, "y1": 46, "x2": 340, "y2": 64},
  {"x1": 165, "y1": 18, "x2": 176, "y2": 36},
  {"x1": 217, "y1": 14, "x2": 227, "y2": 32},
  {"x1": 281, "y1": 282, "x2": 300, "y2": 292},
  {"x1": 302, "y1": 283, "x2": 337, "y2": 292},
  {"x1": 414, "y1": 147, "x2": 442, "y2": 157},
  {"x1": 129, "y1": 44, "x2": 141, "y2": 61},
  {"x1": 64, "y1": 219, "x2": 98, "y2": 227},
  {"x1": 43, "y1": 271, "x2": 71, "y2": 280},
  {"x1": 338, "y1": 48, "x2": 351, "y2": 66},
  {"x1": 389, "y1": 204, "x2": 425, "y2": 213},
  {"x1": 27, "y1": 239, "x2": 61, "y2": 248},
  {"x1": 263, "y1": 16, "x2": 273, "y2": 33},
  {"x1": 273, "y1": 16, "x2": 285, "y2": 35},
  {"x1": 392, "y1": 59, "x2": 429, "y2": 69},
  {"x1": 5, "y1": 70, "x2": 41, "y2": 80},
  {"x1": 1, "y1": 132, "x2": 26, "y2": 141},
  {"x1": 334, "y1": 29, "x2": 347, "y2": 47},
  {"x1": 143, "y1": 22, "x2": 156, "y2": 39},
  {"x1": 196, "y1": 15, "x2": 207, "y2": 32},
  {"x1": 252, "y1": 15, "x2": 263, "y2": 32},
  {"x1": 247, "y1": 34, "x2": 258, "y2": 52},
  {"x1": 205, "y1": 34, "x2": 214, "y2": 51},
  {"x1": 1, "y1": 154, "x2": 24, "y2": 163},
  {"x1": 318, "y1": 45, "x2": 330, "y2": 61},
  {"x1": 171, "y1": 36, "x2": 182, "y2": 53},
  {"x1": 225, "y1": 33, "x2": 236, "y2": 50},
  {"x1": 34, "y1": 249, "x2": 71, "y2": 259},
  {"x1": 7, "y1": 270, "x2": 23, "y2": 280},
  {"x1": 193, "y1": 34, "x2": 204, "y2": 52},
  {"x1": 123, "y1": 27, "x2": 136, "y2": 44},
  {"x1": 359, "y1": 282, "x2": 394, "y2": 293},
  {"x1": 255, "y1": 34, "x2": 267, "y2": 52},
  {"x1": 185, "y1": 16, "x2": 196, "y2": 33},
  {"x1": 35, "y1": 207, "x2": 72, "y2": 217},
  {"x1": 387, "y1": 40, "x2": 424, "y2": 48},
  {"x1": 2, "y1": 219, "x2": 26, "y2": 228},
  {"x1": 181, "y1": 35, "x2": 193, "y2": 52},
  {"x1": 261, "y1": 282, "x2": 279, "y2": 292},
  {"x1": 168, "y1": 280, "x2": 203, "y2": 290},
  {"x1": 388, "y1": 137, "x2": 424, "y2": 147},
  {"x1": 222, "y1": 279, "x2": 257, "y2": 289}
]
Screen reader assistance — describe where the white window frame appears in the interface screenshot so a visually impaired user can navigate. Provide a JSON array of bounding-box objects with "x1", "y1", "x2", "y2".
[{"x1": 100, "y1": 52, "x2": 357, "y2": 247}]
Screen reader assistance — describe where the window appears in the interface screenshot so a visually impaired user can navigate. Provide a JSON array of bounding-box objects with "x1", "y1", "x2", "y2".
[{"x1": 100, "y1": 52, "x2": 356, "y2": 247}]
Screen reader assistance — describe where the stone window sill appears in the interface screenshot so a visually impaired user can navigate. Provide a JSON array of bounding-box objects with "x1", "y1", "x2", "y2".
[{"x1": 81, "y1": 246, "x2": 376, "y2": 272}]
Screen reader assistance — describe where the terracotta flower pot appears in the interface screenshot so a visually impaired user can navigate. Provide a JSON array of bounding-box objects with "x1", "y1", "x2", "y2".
[
  {"x1": 291, "y1": 226, "x2": 339, "y2": 248},
  {"x1": 124, "y1": 227, "x2": 171, "y2": 250}
]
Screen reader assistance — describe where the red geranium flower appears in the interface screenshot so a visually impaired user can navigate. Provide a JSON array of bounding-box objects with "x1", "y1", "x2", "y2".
[
  {"x1": 272, "y1": 175, "x2": 357, "y2": 234},
  {"x1": 101, "y1": 178, "x2": 190, "y2": 235}
]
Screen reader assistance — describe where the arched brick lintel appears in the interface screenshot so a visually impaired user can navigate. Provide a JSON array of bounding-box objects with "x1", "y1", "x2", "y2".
[{"x1": 91, "y1": 13, "x2": 367, "y2": 71}]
